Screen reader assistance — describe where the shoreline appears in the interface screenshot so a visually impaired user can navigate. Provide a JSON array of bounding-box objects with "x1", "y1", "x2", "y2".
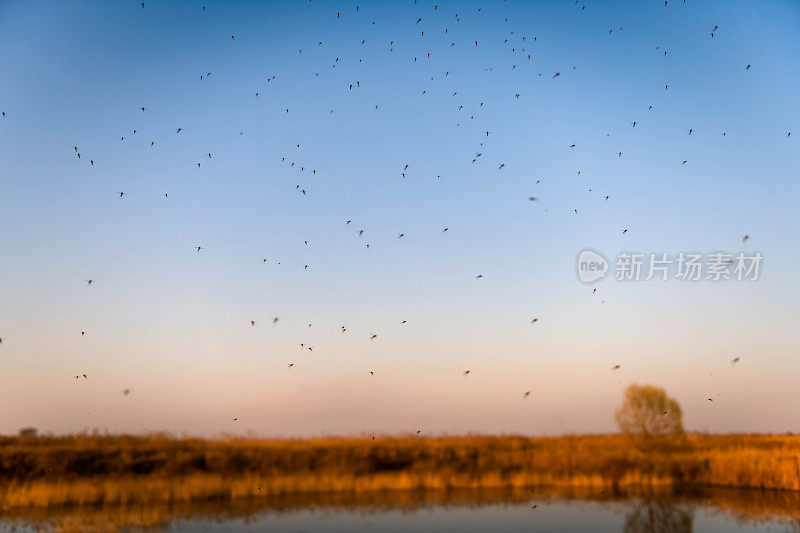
[{"x1": 2, "y1": 485, "x2": 799, "y2": 532}]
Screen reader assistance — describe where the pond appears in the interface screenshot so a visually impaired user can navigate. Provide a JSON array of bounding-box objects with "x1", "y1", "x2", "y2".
[{"x1": 2, "y1": 488, "x2": 797, "y2": 532}]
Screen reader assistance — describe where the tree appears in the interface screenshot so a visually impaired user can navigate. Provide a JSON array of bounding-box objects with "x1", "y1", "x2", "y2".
[{"x1": 615, "y1": 384, "x2": 684, "y2": 437}]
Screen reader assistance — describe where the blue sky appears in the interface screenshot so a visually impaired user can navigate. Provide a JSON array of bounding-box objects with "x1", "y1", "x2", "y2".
[{"x1": 0, "y1": 0, "x2": 799, "y2": 436}]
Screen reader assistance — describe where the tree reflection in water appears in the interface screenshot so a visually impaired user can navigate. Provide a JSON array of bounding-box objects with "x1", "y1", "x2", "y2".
[{"x1": 624, "y1": 499, "x2": 695, "y2": 533}]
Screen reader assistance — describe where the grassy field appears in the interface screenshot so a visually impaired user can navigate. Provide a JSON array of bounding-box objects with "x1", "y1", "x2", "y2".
[{"x1": 1, "y1": 433, "x2": 799, "y2": 509}]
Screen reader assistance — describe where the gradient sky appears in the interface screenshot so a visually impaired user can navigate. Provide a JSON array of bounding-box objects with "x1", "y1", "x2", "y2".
[{"x1": 1, "y1": 0, "x2": 799, "y2": 437}]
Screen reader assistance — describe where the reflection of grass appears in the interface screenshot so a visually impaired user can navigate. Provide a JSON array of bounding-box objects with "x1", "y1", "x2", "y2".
[
  {"x1": 1, "y1": 433, "x2": 799, "y2": 510},
  {"x1": 2, "y1": 487, "x2": 799, "y2": 533}
]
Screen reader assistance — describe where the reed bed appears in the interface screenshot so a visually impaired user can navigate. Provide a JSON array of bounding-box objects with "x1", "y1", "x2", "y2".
[{"x1": 1, "y1": 433, "x2": 799, "y2": 509}]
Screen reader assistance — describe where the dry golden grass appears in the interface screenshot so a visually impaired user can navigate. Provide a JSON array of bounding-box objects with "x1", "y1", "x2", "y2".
[{"x1": 1, "y1": 432, "x2": 799, "y2": 509}]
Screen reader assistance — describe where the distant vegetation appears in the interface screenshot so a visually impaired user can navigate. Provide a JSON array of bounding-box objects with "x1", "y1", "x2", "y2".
[{"x1": 1, "y1": 433, "x2": 799, "y2": 509}]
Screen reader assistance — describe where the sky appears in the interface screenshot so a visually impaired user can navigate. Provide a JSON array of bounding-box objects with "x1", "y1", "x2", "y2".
[{"x1": 0, "y1": 0, "x2": 798, "y2": 437}]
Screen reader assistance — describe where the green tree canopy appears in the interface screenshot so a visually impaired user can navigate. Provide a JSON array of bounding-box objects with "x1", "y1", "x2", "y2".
[{"x1": 615, "y1": 384, "x2": 684, "y2": 436}]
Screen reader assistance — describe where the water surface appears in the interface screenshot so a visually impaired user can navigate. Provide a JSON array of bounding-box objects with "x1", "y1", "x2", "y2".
[{"x1": 2, "y1": 488, "x2": 798, "y2": 532}]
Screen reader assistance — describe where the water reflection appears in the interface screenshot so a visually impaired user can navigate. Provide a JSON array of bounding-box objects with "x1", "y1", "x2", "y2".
[
  {"x1": 623, "y1": 500, "x2": 694, "y2": 533},
  {"x1": 1, "y1": 487, "x2": 797, "y2": 532}
]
